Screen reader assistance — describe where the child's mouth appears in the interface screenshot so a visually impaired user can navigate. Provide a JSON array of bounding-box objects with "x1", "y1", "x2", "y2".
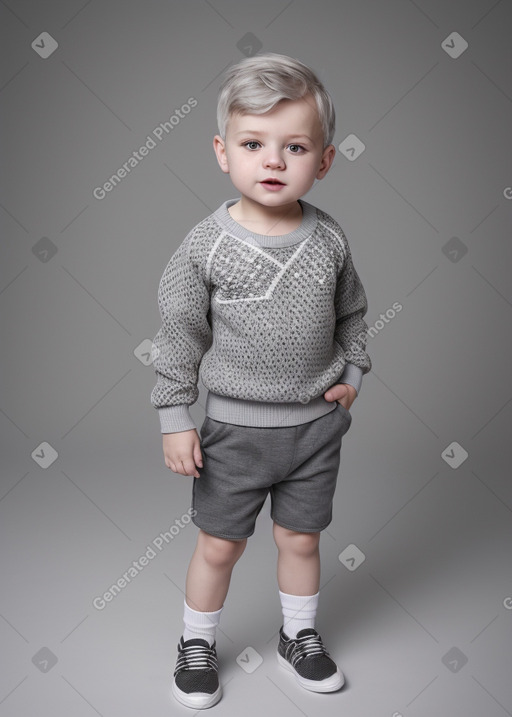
[{"x1": 260, "y1": 178, "x2": 285, "y2": 190}]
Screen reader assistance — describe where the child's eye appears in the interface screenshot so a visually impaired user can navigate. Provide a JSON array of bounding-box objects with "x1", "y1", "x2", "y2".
[
  {"x1": 242, "y1": 141, "x2": 261, "y2": 150},
  {"x1": 288, "y1": 144, "x2": 305, "y2": 153}
]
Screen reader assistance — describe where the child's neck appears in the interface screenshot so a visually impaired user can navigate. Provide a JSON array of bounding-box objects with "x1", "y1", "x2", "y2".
[{"x1": 228, "y1": 198, "x2": 303, "y2": 236}]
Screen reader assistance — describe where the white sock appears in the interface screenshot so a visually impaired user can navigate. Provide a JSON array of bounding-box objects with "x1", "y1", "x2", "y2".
[
  {"x1": 279, "y1": 590, "x2": 319, "y2": 639},
  {"x1": 182, "y1": 600, "x2": 223, "y2": 646}
]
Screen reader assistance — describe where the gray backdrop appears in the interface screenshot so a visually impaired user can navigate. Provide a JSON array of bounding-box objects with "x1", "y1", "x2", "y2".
[{"x1": 1, "y1": 1, "x2": 511, "y2": 715}]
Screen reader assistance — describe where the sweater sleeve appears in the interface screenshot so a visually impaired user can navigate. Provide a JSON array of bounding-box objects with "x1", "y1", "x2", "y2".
[
  {"x1": 150, "y1": 232, "x2": 212, "y2": 433},
  {"x1": 334, "y1": 235, "x2": 372, "y2": 383}
]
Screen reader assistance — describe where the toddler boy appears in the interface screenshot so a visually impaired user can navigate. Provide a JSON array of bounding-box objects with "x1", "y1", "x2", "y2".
[{"x1": 151, "y1": 52, "x2": 371, "y2": 709}]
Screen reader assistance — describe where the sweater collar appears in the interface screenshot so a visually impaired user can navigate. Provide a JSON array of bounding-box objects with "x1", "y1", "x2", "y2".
[{"x1": 213, "y1": 199, "x2": 318, "y2": 248}]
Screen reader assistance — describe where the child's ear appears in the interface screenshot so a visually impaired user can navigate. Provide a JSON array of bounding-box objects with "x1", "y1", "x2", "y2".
[
  {"x1": 213, "y1": 135, "x2": 230, "y2": 174},
  {"x1": 316, "y1": 144, "x2": 336, "y2": 180}
]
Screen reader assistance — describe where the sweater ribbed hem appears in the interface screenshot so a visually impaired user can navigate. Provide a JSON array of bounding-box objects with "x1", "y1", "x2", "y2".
[{"x1": 204, "y1": 392, "x2": 338, "y2": 428}]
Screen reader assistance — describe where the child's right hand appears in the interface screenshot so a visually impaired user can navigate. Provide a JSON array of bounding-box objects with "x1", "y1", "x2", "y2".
[{"x1": 162, "y1": 430, "x2": 203, "y2": 478}]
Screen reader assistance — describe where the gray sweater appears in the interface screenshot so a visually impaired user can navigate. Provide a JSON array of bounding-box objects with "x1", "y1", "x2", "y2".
[{"x1": 151, "y1": 199, "x2": 372, "y2": 433}]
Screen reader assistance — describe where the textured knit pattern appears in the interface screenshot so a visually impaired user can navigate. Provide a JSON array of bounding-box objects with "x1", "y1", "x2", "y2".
[{"x1": 151, "y1": 200, "x2": 371, "y2": 432}]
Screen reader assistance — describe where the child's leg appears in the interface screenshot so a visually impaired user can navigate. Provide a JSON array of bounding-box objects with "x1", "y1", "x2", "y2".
[
  {"x1": 273, "y1": 523, "x2": 320, "y2": 595},
  {"x1": 186, "y1": 529, "x2": 247, "y2": 612},
  {"x1": 273, "y1": 523, "x2": 344, "y2": 692},
  {"x1": 173, "y1": 530, "x2": 246, "y2": 708},
  {"x1": 273, "y1": 523, "x2": 320, "y2": 638}
]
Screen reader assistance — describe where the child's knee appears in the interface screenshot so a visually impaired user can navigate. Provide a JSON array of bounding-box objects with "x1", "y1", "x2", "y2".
[
  {"x1": 273, "y1": 524, "x2": 320, "y2": 556},
  {"x1": 199, "y1": 530, "x2": 247, "y2": 568}
]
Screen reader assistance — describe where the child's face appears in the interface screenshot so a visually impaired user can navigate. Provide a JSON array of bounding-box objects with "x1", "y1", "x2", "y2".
[{"x1": 213, "y1": 95, "x2": 335, "y2": 213}]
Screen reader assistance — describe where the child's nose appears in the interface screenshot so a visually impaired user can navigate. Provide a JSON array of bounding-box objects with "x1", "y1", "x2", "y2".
[{"x1": 263, "y1": 149, "x2": 285, "y2": 169}]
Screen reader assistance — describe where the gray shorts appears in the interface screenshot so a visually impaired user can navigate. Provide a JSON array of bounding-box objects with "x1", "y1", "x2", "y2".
[{"x1": 191, "y1": 403, "x2": 352, "y2": 540}]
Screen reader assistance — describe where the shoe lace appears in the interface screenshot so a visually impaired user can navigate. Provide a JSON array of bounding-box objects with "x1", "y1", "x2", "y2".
[
  {"x1": 175, "y1": 643, "x2": 218, "y2": 675},
  {"x1": 288, "y1": 633, "x2": 329, "y2": 668}
]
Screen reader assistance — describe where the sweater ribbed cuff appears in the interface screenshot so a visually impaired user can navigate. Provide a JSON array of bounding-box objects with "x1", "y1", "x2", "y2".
[
  {"x1": 158, "y1": 405, "x2": 197, "y2": 434},
  {"x1": 338, "y1": 363, "x2": 363, "y2": 395}
]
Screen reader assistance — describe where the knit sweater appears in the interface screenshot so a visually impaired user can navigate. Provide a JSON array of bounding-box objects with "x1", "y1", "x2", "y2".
[{"x1": 151, "y1": 199, "x2": 372, "y2": 433}]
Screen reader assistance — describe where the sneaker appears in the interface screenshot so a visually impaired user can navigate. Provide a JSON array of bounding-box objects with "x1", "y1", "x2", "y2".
[
  {"x1": 172, "y1": 636, "x2": 222, "y2": 709},
  {"x1": 277, "y1": 627, "x2": 345, "y2": 692}
]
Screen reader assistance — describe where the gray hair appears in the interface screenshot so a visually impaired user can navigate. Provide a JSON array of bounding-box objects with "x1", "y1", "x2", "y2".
[{"x1": 216, "y1": 52, "x2": 336, "y2": 147}]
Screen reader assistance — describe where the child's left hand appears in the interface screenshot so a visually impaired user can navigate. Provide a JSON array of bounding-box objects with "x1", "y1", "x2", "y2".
[{"x1": 323, "y1": 383, "x2": 358, "y2": 411}]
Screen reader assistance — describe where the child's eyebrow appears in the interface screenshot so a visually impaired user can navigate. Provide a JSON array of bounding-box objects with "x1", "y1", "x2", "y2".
[{"x1": 234, "y1": 130, "x2": 314, "y2": 142}]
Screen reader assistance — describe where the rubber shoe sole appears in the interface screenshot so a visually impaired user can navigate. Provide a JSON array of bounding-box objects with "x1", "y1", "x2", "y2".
[
  {"x1": 171, "y1": 680, "x2": 222, "y2": 709},
  {"x1": 277, "y1": 652, "x2": 345, "y2": 693}
]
